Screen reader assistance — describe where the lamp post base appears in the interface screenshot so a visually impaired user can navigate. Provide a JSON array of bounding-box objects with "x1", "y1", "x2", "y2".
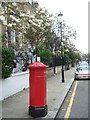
[
  {"x1": 29, "y1": 105, "x2": 47, "y2": 118},
  {"x1": 62, "y1": 79, "x2": 65, "y2": 83}
]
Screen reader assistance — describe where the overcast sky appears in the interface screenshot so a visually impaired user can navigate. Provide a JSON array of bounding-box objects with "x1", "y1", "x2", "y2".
[{"x1": 35, "y1": 0, "x2": 89, "y2": 54}]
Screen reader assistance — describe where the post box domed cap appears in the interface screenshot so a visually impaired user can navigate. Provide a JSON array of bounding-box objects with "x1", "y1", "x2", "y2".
[{"x1": 27, "y1": 61, "x2": 48, "y2": 69}]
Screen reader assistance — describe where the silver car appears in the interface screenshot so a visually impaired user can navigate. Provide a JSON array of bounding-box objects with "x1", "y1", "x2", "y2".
[
  {"x1": 74, "y1": 65, "x2": 90, "y2": 80},
  {"x1": 78, "y1": 61, "x2": 88, "y2": 66}
]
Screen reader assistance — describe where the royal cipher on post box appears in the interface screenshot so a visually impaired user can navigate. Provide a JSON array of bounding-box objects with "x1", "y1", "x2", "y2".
[{"x1": 28, "y1": 62, "x2": 48, "y2": 118}]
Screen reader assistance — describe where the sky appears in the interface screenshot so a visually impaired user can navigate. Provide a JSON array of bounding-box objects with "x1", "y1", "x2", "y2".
[{"x1": 34, "y1": 0, "x2": 89, "y2": 54}]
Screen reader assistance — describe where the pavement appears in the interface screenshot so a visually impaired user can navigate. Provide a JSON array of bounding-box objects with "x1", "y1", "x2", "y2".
[{"x1": 1, "y1": 67, "x2": 75, "y2": 119}]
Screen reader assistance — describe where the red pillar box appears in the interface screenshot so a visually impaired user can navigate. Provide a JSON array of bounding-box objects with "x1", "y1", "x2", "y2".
[{"x1": 28, "y1": 62, "x2": 48, "y2": 118}]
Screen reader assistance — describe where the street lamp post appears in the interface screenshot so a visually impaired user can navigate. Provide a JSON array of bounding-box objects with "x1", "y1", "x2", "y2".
[{"x1": 58, "y1": 12, "x2": 65, "y2": 83}]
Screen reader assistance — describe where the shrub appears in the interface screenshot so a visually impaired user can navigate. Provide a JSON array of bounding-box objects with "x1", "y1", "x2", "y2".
[
  {"x1": 37, "y1": 48, "x2": 52, "y2": 65},
  {"x1": 53, "y1": 55, "x2": 62, "y2": 66},
  {"x1": 1, "y1": 46, "x2": 15, "y2": 79},
  {"x1": 64, "y1": 54, "x2": 71, "y2": 65}
]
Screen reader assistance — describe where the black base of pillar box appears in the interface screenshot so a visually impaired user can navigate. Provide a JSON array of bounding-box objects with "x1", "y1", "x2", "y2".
[{"x1": 29, "y1": 105, "x2": 47, "y2": 118}]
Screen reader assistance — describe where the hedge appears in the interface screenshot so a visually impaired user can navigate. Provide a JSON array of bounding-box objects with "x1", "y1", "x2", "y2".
[{"x1": 1, "y1": 46, "x2": 15, "y2": 79}]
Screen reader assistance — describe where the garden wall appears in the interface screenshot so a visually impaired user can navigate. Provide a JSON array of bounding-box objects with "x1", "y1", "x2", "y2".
[{"x1": 0, "y1": 66, "x2": 62, "y2": 101}]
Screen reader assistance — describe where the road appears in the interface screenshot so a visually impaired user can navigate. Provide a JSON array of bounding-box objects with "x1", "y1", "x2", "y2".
[
  {"x1": 69, "y1": 80, "x2": 88, "y2": 118},
  {"x1": 55, "y1": 79, "x2": 89, "y2": 119}
]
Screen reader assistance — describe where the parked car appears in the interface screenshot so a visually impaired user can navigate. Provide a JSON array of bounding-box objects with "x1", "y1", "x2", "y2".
[
  {"x1": 78, "y1": 61, "x2": 88, "y2": 66},
  {"x1": 74, "y1": 65, "x2": 90, "y2": 80}
]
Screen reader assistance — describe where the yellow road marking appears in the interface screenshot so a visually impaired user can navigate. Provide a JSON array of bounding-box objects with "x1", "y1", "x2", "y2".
[{"x1": 64, "y1": 80, "x2": 78, "y2": 119}]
